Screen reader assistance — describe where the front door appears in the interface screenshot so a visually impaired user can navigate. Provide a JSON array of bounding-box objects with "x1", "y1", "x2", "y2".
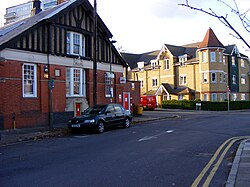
[{"x1": 76, "y1": 103, "x2": 81, "y2": 116}]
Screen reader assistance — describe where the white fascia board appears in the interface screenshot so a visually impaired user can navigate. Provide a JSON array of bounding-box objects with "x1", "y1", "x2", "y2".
[
  {"x1": 156, "y1": 45, "x2": 173, "y2": 61},
  {"x1": 1, "y1": 49, "x2": 124, "y2": 73},
  {"x1": 201, "y1": 70, "x2": 225, "y2": 73}
]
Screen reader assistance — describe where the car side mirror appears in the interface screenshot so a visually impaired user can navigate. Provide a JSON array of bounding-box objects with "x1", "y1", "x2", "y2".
[{"x1": 105, "y1": 111, "x2": 111, "y2": 115}]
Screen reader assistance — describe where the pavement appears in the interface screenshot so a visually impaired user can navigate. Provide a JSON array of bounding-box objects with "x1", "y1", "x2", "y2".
[
  {"x1": 0, "y1": 110, "x2": 249, "y2": 186},
  {"x1": 226, "y1": 139, "x2": 250, "y2": 187}
]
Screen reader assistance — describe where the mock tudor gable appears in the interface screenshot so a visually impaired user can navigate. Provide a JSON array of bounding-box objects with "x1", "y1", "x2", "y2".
[{"x1": 0, "y1": 0, "x2": 138, "y2": 130}]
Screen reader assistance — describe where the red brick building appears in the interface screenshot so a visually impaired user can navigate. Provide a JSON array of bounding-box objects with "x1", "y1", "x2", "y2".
[{"x1": 0, "y1": 0, "x2": 140, "y2": 129}]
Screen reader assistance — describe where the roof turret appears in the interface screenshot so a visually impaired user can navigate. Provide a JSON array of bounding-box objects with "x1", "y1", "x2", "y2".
[{"x1": 199, "y1": 28, "x2": 224, "y2": 48}]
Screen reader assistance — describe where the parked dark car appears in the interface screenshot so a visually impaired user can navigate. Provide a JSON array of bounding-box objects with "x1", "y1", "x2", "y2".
[{"x1": 67, "y1": 104, "x2": 133, "y2": 133}]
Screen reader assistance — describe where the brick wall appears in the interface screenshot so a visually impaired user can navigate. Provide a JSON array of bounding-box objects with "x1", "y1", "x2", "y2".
[
  {"x1": 0, "y1": 59, "x2": 140, "y2": 129},
  {"x1": 0, "y1": 60, "x2": 67, "y2": 129}
]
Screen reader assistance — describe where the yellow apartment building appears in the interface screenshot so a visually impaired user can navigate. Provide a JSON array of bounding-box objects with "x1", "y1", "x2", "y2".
[{"x1": 122, "y1": 28, "x2": 250, "y2": 105}]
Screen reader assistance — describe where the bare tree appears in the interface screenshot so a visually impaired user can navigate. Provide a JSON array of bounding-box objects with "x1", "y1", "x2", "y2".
[{"x1": 179, "y1": 0, "x2": 250, "y2": 50}]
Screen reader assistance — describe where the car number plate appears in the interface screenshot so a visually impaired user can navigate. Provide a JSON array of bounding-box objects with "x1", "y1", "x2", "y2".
[{"x1": 72, "y1": 124, "x2": 80, "y2": 128}]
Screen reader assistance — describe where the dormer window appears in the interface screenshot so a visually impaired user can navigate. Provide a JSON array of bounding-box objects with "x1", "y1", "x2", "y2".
[
  {"x1": 179, "y1": 55, "x2": 187, "y2": 66},
  {"x1": 67, "y1": 31, "x2": 85, "y2": 57},
  {"x1": 151, "y1": 61, "x2": 157, "y2": 69}
]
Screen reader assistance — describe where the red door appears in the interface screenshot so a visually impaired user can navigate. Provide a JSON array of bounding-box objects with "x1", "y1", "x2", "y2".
[
  {"x1": 123, "y1": 92, "x2": 130, "y2": 110},
  {"x1": 76, "y1": 103, "x2": 81, "y2": 116}
]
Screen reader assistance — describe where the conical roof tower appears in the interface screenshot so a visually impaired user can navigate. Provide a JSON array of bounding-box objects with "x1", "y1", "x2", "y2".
[{"x1": 199, "y1": 28, "x2": 224, "y2": 48}]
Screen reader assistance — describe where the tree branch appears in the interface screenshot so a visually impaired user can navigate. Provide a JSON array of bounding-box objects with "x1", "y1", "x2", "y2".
[{"x1": 178, "y1": 1, "x2": 250, "y2": 50}]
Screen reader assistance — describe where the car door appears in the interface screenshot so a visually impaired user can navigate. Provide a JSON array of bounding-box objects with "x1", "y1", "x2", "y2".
[
  {"x1": 104, "y1": 105, "x2": 116, "y2": 126},
  {"x1": 114, "y1": 104, "x2": 125, "y2": 125}
]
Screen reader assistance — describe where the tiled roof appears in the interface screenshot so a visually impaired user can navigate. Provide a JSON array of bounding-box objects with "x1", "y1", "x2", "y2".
[
  {"x1": 199, "y1": 28, "x2": 224, "y2": 48},
  {"x1": 161, "y1": 83, "x2": 194, "y2": 95},
  {"x1": 0, "y1": 1, "x2": 70, "y2": 46},
  {"x1": 121, "y1": 50, "x2": 159, "y2": 69},
  {"x1": 121, "y1": 53, "x2": 141, "y2": 69},
  {"x1": 143, "y1": 90, "x2": 157, "y2": 96},
  {"x1": 0, "y1": 0, "x2": 113, "y2": 47},
  {"x1": 224, "y1": 45, "x2": 236, "y2": 55},
  {"x1": 164, "y1": 44, "x2": 186, "y2": 57},
  {"x1": 164, "y1": 44, "x2": 197, "y2": 59}
]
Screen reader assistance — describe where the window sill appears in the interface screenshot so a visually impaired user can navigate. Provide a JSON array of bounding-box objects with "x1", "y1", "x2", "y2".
[
  {"x1": 23, "y1": 96, "x2": 38, "y2": 99},
  {"x1": 66, "y1": 95, "x2": 86, "y2": 98}
]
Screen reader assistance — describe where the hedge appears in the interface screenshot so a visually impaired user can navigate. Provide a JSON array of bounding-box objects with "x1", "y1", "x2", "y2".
[{"x1": 162, "y1": 100, "x2": 250, "y2": 111}]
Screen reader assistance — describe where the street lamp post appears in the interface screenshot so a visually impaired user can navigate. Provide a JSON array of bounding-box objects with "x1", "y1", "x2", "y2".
[
  {"x1": 93, "y1": 0, "x2": 97, "y2": 106},
  {"x1": 109, "y1": 40, "x2": 116, "y2": 103}
]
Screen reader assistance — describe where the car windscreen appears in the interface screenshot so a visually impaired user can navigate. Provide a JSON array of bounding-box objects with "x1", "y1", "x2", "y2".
[{"x1": 83, "y1": 106, "x2": 106, "y2": 115}]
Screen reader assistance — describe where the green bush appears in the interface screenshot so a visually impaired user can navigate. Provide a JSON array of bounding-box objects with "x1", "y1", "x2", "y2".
[{"x1": 162, "y1": 100, "x2": 250, "y2": 111}]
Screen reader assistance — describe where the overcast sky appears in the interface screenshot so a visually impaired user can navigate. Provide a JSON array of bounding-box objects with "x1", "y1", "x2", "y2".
[{"x1": 0, "y1": 0, "x2": 249, "y2": 56}]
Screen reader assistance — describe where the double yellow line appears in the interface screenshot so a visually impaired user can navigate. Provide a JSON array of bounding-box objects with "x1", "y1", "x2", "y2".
[{"x1": 191, "y1": 136, "x2": 250, "y2": 187}]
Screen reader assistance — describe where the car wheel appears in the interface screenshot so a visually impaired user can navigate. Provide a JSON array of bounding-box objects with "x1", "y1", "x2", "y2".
[
  {"x1": 123, "y1": 118, "x2": 130, "y2": 128},
  {"x1": 97, "y1": 121, "x2": 105, "y2": 133}
]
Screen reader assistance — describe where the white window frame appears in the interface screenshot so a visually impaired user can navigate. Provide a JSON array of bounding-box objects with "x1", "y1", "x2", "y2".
[
  {"x1": 179, "y1": 75, "x2": 187, "y2": 85},
  {"x1": 202, "y1": 52, "x2": 207, "y2": 63},
  {"x1": 219, "y1": 52, "x2": 223, "y2": 63},
  {"x1": 220, "y1": 93, "x2": 224, "y2": 101},
  {"x1": 22, "y1": 64, "x2": 37, "y2": 98},
  {"x1": 233, "y1": 93, "x2": 237, "y2": 101},
  {"x1": 232, "y1": 56, "x2": 236, "y2": 66},
  {"x1": 67, "y1": 31, "x2": 85, "y2": 56},
  {"x1": 241, "y1": 94, "x2": 246, "y2": 101},
  {"x1": 105, "y1": 72, "x2": 113, "y2": 97},
  {"x1": 232, "y1": 75, "x2": 236, "y2": 84},
  {"x1": 219, "y1": 73, "x2": 223, "y2": 83},
  {"x1": 66, "y1": 68, "x2": 86, "y2": 97},
  {"x1": 151, "y1": 61, "x2": 157, "y2": 69},
  {"x1": 203, "y1": 72, "x2": 208, "y2": 83},
  {"x1": 163, "y1": 94, "x2": 168, "y2": 101},
  {"x1": 178, "y1": 94, "x2": 184, "y2": 100},
  {"x1": 164, "y1": 59, "x2": 170, "y2": 70},
  {"x1": 241, "y1": 74, "x2": 246, "y2": 85},
  {"x1": 139, "y1": 79, "x2": 144, "y2": 88},
  {"x1": 152, "y1": 78, "x2": 158, "y2": 87},
  {"x1": 211, "y1": 72, "x2": 216, "y2": 83},
  {"x1": 204, "y1": 94, "x2": 208, "y2": 101},
  {"x1": 211, "y1": 93, "x2": 217, "y2": 102},
  {"x1": 210, "y1": 52, "x2": 216, "y2": 62},
  {"x1": 241, "y1": 59, "x2": 245, "y2": 68},
  {"x1": 224, "y1": 73, "x2": 227, "y2": 83}
]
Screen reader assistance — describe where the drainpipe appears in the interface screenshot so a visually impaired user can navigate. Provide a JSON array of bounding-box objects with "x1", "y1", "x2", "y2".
[{"x1": 48, "y1": 24, "x2": 53, "y2": 129}]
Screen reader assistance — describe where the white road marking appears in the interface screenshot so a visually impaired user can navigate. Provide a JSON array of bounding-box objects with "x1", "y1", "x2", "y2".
[
  {"x1": 73, "y1": 135, "x2": 89, "y2": 138},
  {"x1": 138, "y1": 130, "x2": 174, "y2": 142}
]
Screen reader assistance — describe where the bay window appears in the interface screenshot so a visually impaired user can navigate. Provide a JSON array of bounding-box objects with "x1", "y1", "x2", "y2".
[
  {"x1": 66, "y1": 68, "x2": 86, "y2": 97},
  {"x1": 210, "y1": 52, "x2": 216, "y2": 62},
  {"x1": 211, "y1": 72, "x2": 216, "y2": 83}
]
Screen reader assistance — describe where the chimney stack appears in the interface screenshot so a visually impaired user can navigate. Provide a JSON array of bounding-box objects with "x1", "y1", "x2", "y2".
[
  {"x1": 57, "y1": 0, "x2": 66, "y2": 4},
  {"x1": 31, "y1": 0, "x2": 42, "y2": 16}
]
